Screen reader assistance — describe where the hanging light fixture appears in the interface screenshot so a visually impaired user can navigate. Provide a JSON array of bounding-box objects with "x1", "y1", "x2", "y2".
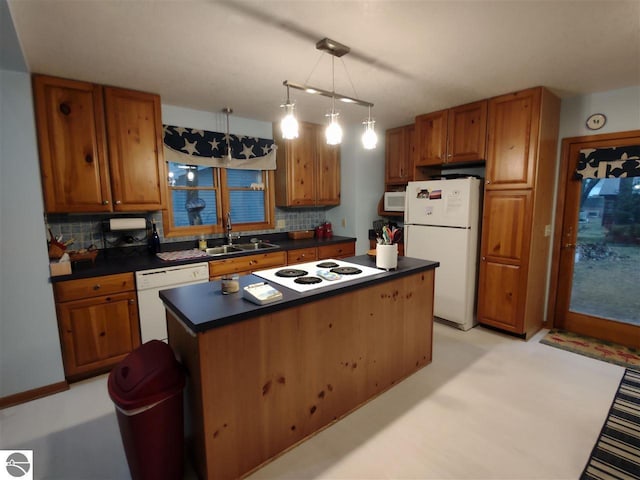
[
  {"x1": 223, "y1": 107, "x2": 233, "y2": 161},
  {"x1": 325, "y1": 54, "x2": 342, "y2": 145},
  {"x1": 280, "y1": 37, "x2": 376, "y2": 148},
  {"x1": 361, "y1": 105, "x2": 377, "y2": 150},
  {"x1": 280, "y1": 84, "x2": 299, "y2": 139}
]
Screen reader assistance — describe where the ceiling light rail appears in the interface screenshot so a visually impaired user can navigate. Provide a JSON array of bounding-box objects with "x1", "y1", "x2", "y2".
[{"x1": 279, "y1": 37, "x2": 378, "y2": 149}]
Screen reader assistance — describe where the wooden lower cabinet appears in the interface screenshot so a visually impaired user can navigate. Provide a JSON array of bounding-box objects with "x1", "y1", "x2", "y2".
[
  {"x1": 287, "y1": 241, "x2": 356, "y2": 265},
  {"x1": 53, "y1": 273, "x2": 140, "y2": 380},
  {"x1": 477, "y1": 261, "x2": 523, "y2": 332},
  {"x1": 209, "y1": 251, "x2": 286, "y2": 279},
  {"x1": 317, "y1": 242, "x2": 355, "y2": 259},
  {"x1": 287, "y1": 247, "x2": 318, "y2": 265}
]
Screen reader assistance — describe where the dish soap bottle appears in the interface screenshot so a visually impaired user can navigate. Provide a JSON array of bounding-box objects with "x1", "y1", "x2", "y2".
[
  {"x1": 199, "y1": 235, "x2": 207, "y2": 251},
  {"x1": 148, "y1": 221, "x2": 161, "y2": 254}
]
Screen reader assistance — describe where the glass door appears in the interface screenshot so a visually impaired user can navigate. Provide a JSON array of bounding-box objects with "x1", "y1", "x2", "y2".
[{"x1": 554, "y1": 134, "x2": 640, "y2": 348}]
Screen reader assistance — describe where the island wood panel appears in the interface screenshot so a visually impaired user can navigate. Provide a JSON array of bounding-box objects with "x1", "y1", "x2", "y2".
[{"x1": 167, "y1": 268, "x2": 434, "y2": 480}]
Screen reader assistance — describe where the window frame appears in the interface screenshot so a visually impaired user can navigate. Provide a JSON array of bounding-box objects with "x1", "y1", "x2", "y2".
[{"x1": 162, "y1": 165, "x2": 275, "y2": 238}]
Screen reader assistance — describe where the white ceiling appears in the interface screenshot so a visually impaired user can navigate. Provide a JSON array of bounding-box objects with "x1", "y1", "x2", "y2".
[{"x1": 6, "y1": 0, "x2": 640, "y2": 130}]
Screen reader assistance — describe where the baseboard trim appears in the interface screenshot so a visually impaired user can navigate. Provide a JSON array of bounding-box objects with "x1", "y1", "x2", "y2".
[{"x1": 0, "y1": 381, "x2": 69, "y2": 409}]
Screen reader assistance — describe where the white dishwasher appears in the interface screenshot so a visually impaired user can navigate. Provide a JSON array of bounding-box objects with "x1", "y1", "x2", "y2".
[{"x1": 136, "y1": 262, "x2": 209, "y2": 342}]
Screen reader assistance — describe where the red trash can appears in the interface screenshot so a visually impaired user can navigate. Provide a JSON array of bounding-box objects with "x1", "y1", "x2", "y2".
[{"x1": 108, "y1": 340, "x2": 186, "y2": 480}]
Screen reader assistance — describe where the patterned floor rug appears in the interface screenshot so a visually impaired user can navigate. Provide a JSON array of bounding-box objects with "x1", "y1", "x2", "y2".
[
  {"x1": 581, "y1": 369, "x2": 640, "y2": 479},
  {"x1": 540, "y1": 329, "x2": 640, "y2": 369}
]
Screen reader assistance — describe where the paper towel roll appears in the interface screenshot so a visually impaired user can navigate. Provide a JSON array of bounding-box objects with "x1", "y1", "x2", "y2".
[{"x1": 109, "y1": 218, "x2": 146, "y2": 231}]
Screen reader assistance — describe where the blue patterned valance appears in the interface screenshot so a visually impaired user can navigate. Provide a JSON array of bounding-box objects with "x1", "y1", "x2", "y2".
[
  {"x1": 576, "y1": 145, "x2": 640, "y2": 179},
  {"x1": 163, "y1": 124, "x2": 277, "y2": 170}
]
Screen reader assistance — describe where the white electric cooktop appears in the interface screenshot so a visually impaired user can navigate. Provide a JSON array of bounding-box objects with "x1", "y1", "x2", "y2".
[{"x1": 252, "y1": 258, "x2": 383, "y2": 293}]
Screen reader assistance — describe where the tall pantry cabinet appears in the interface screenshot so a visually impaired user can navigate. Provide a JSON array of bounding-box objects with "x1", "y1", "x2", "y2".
[{"x1": 477, "y1": 87, "x2": 560, "y2": 338}]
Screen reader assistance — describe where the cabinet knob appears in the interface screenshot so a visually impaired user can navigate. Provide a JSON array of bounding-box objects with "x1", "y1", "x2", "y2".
[
  {"x1": 103, "y1": 200, "x2": 110, "y2": 205},
  {"x1": 93, "y1": 284, "x2": 101, "y2": 290},
  {"x1": 115, "y1": 200, "x2": 122, "y2": 205},
  {"x1": 59, "y1": 102, "x2": 71, "y2": 116},
  {"x1": 486, "y1": 180, "x2": 491, "y2": 184},
  {"x1": 481, "y1": 257, "x2": 486, "y2": 261},
  {"x1": 564, "y1": 243, "x2": 576, "y2": 249},
  {"x1": 129, "y1": 299, "x2": 135, "y2": 305}
]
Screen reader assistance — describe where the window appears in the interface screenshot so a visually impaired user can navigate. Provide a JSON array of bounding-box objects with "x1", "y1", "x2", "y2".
[{"x1": 161, "y1": 125, "x2": 276, "y2": 237}]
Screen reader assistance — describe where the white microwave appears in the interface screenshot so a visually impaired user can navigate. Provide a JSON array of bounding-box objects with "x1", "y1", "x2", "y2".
[{"x1": 384, "y1": 191, "x2": 406, "y2": 212}]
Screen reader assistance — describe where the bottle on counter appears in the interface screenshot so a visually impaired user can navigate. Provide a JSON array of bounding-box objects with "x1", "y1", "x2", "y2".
[
  {"x1": 148, "y1": 221, "x2": 161, "y2": 254},
  {"x1": 198, "y1": 235, "x2": 207, "y2": 251}
]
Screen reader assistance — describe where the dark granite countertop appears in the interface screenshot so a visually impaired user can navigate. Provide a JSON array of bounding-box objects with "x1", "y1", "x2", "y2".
[
  {"x1": 160, "y1": 255, "x2": 439, "y2": 334},
  {"x1": 49, "y1": 234, "x2": 357, "y2": 282}
]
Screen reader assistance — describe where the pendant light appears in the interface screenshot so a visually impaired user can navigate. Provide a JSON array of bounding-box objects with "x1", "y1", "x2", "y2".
[
  {"x1": 280, "y1": 84, "x2": 299, "y2": 139},
  {"x1": 325, "y1": 55, "x2": 342, "y2": 145},
  {"x1": 361, "y1": 105, "x2": 377, "y2": 150},
  {"x1": 280, "y1": 37, "x2": 377, "y2": 149}
]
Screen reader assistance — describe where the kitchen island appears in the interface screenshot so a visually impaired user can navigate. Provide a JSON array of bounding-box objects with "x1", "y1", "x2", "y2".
[{"x1": 161, "y1": 255, "x2": 438, "y2": 479}]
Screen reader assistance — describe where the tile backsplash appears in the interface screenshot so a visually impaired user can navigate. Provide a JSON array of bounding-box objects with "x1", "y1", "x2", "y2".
[{"x1": 46, "y1": 208, "x2": 329, "y2": 250}]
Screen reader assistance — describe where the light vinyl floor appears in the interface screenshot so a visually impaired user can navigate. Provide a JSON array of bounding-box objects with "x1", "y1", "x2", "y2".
[{"x1": 1, "y1": 323, "x2": 623, "y2": 479}]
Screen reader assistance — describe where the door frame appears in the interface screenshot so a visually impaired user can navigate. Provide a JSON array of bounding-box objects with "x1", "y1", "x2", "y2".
[{"x1": 547, "y1": 129, "x2": 640, "y2": 347}]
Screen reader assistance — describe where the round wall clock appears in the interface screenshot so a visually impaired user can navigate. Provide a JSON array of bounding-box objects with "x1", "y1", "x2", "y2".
[{"x1": 586, "y1": 113, "x2": 607, "y2": 130}]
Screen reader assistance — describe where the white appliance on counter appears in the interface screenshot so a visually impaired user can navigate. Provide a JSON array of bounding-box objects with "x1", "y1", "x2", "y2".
[
  {"x1": 404, "y1": 177, "x2": 482, "y2": 330},
  {"x1": 253, "y1": 259, "x2": 383, "y2": 293},
  {"x1": 136, "y1": 262, "x2": 209, "y2": 342}
]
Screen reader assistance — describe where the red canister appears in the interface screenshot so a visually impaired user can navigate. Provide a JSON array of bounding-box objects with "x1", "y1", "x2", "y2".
[
  {"x1": 315, "y1": 224, "x2": 325, "y2": 239},
  {"x1": 324, "y1": 222, "x2": 333, "y2": 238}
]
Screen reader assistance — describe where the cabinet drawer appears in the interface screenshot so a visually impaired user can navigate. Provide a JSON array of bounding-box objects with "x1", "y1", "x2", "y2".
[
  {"x1": 317, "y1": 242, "x2": 355, "y2": 259},
  {"x1": 54, "y1": 272, "x2": 135, "y2": 302},
  {"x1": 287, "y1": 248, "x2": 318, "y2": 265},
  {"x1": 210, "y1": 251, "x2": 286, "y2": 278}
]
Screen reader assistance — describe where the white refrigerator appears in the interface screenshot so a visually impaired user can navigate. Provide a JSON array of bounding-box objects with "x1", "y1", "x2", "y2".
[{"x1": 404, "y1": 177, "x2": 482, "y2": 330}]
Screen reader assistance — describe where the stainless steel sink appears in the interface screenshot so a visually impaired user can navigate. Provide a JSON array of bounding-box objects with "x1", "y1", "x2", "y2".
[
  {"x1": 205, "y1": 245, "x2": 244, "y2": 256},
  {"x1": 234, "y1": 242, "x2": 279, "y2": 251},
  {"x1": 205, "y1": 242, "x2": 279, "y2": 256}
]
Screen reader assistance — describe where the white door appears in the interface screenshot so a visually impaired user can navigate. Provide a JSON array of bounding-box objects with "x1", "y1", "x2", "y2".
[{"x1": 405, "y1": 224, "x2": 477, "y2": 328}]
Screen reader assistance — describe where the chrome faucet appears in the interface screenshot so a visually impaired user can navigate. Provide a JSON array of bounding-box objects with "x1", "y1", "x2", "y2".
[{"x1": 225, "y1": 212, "x2": 239, "y2": 245}]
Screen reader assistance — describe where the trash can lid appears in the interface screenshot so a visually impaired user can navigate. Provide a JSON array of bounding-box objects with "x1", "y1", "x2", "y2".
[{"x1": 108, "y1": 340, "x2": 185, "y2": 410}]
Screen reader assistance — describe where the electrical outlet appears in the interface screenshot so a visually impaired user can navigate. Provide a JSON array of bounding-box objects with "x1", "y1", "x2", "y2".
[{"x1": 276, "y1": 219, "x2": 286, "y2": 229}]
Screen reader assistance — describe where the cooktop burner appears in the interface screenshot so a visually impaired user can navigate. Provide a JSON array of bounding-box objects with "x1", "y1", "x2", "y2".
[
  {"x1": 275, "y1": 268, "x2": 308, "y2": 278},
  {"x1": 294, "y1": 276, "x2": 322, "y2": 285},
  {"x1": 252, "y1": 259, "x2": 384, "y2": 293},
  {"x1": 316, "y1": 261, "x2": 339, "y2": 268},
  {"x1": 330, "y1": 266, "x2": 363, "y2": 275}
]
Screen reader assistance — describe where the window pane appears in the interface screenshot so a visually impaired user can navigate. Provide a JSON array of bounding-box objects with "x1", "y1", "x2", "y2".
[
  {"x1": 570, "y1": 177, "x2": 640, "y2": 325},
  {"x1": 229, "y1": 190, "x2": 265, "y2": 223},
  {"x1": 167, "y1": 162, "x2": 214, "y2": 187},
  {"x1": 227, "y1": 169, "x2": 263, "y2": 188},
  {"x1": 171, "y1": 190, "x2": 218, "y2": 227}
]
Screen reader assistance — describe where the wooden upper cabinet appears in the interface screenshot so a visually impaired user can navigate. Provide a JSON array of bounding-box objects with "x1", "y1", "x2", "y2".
[
  {"x1": 315, "y1": 126, "x2": 341, "y2": 206},
  {"x1": 104, "y1": 87, "x2": 166, "y2": 211},
  {"x1": 485, "y1": 87, "x2": 541, "y2": 189},
  {"x1": 415, "y1": 100, "x2": 487, "y2": 167},
  {"x1": 33, "y1": 75, "x2": 112, "y2": 213},
  {"x1": 274, "y1": 121, "x2": 340, "y2": 207},
  {"x1": 385, "y1": 124, "x2": 414, "y2": 185},
  {"x1": 33, "y1": 75, "x2": 166, "y2": 213},
  {"x1": 447, "y1": 100, "x2": 488, "y2": 163},
  {"x1": 415, "y1": 109, "x2": 448, "y2": 166}
]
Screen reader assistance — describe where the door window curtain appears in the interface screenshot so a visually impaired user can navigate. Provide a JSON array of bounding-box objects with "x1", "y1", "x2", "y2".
[
  {"x1": 163, "y1": 124, "x2": 276, "y2": 170},
  {"x1": 576, "y1": 145, "x2": 640, "y2": 179}
]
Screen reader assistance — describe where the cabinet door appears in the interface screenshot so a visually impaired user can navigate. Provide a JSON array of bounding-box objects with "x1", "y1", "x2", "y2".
[
  {"x1": 104, "y1": 87, "x2": 166, "y2": 211},
  {"x1": 480, "y1": 190, "x2": 532, "y2": 262},
  {"x1": 280, "y1": 121, "x2": 317, "y2": 206},
  {"x1": 317, "y1": 242, "x2": 355, "y2": 259},
  {"x1": 415, "y1": 110, "x2": 448, "y2": 166},
  {"x1": 287, "y1": 247, "x2": 318, "y2": 265},
  {"x1": 477, "y1": 260, "x2": 523, "y2": 332},
  {"x1": 57, "y1": 292, "x2": 140, "y2": 379},
  {"x1": 486, "y1": 88, "x2": 541, "y2": 189},
  {"x1": 33, "y1": 75, "x2": 111, "y2": 213},
  {"x1": 447, "y1": 100, "x2": 487, "y2": 163},
  {"x1": 385, "y1": 125, "x2": 414, "y2": 184},
  {"x1": 316, "y1": 128, "x2": 341, "y2": 205}
]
